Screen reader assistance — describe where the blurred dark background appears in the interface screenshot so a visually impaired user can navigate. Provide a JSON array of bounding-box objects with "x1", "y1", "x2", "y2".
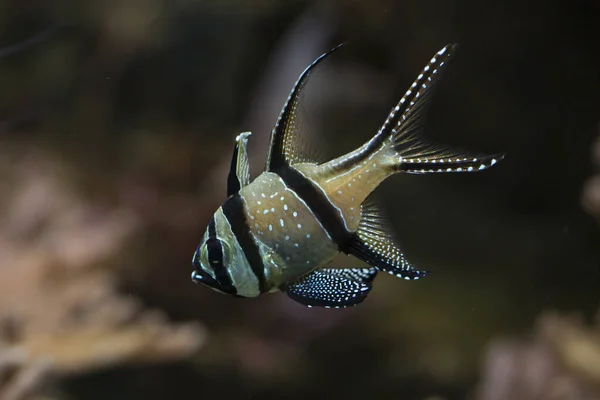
[{"x1": 0, "y1": 1, "x2": 599, "y2": 400}]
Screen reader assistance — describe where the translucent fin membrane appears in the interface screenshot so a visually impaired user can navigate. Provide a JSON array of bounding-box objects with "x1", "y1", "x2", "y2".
[
  {"x1": 266, "y1": 44, "x2": 345, "y2": 170},
  {"x1": 348, "y1": 202, "x2": 428, "y2": 280}
]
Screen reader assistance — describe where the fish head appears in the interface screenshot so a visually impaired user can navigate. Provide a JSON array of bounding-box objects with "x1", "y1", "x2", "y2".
[{"x1": 191, "y1": 207, "x2": 260, "y2": 297}]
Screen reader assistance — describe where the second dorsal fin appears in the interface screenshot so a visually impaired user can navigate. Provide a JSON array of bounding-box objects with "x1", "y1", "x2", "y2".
[
  {"x1": 265, "y1": 44, "x2": 344, "y2": 171},
  {"x1": 348, "y1": 201, "x2": 428, "y2": 280}
]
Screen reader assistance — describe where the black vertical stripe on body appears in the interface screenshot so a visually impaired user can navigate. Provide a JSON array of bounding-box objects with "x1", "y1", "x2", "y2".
[
  {"x1": 221, "y1": 194, "x2": 267, "y2": 292},
  {"x1": 276, "y1": 166, "x2": 352, "y2": 252},
  {"x1": 206, "y1": 218, "x2": 237, "y2": 295}
]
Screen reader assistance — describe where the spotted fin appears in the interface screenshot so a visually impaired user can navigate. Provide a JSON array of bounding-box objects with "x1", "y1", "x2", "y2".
[
  {"x1": 282, "y1": 267, "x2": 377, "y2": 308},
  {"x1": 348, "y1": 202, "x2": 428, "y2": 280},
  {"x1": 266, "y1": 44, "x2": 344, "y2": 171},
  {"x1": 227, "y1": 132, "x2": 252, "y2": 197},
  {"x1": 374, "y1": 44, "x2": 504, "y2": 174}
]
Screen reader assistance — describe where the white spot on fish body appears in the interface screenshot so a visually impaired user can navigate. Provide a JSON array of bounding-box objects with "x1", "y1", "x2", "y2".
[
  {"x1": 280, "y1": 196, "x2": 284, "y2": 201},
  {"x1": 491, "y1": 158, "x2": 497, "y2": 166},
  {"x1": 263, "y1": 209, "x2": 269, "y2": 214},
  {"x1": 297, "y1": 224, "x2": 302, "y2": 229},
  {"x1": 468, "y1": 167, "x2": 473, "y2": 172},
  {"x1": 337, "y1": 190, "x2": 342, "y2": 195},
  {"x1": 271, "y1": 208, "x2": 275, "y2": 212},
  {"x1": 268, "y1": 224, "x2": 272, "y2": 231},
  {"x1": 293, "y1": 212, "x2": 298, "y2": 217},
  {"x1": 280, "y1": 219, "x2": 285, "y2": 227},
  {"x1": 479, "y1": 164, "x2": 485, "y2": 170},
  {"x1": 284, "y1": 204, "x2": 288, "y2": 211},
  {"x1": 261, "y1": 193, "x2": 266, "y2": 198},
  {"x1": 306, "y1": 234, "x2": 311, "y2": 239},
  {"x1": 257, "y1": 201, "x2": 262, "y2": 205},
  {"x1": 285, "y1": 236, "x2": 290, "y2": 241}
]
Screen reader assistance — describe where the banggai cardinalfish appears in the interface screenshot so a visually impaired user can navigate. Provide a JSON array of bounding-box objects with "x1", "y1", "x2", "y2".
[{"x1": 191, "y1": 43, "x2": 505, "y2": 308}]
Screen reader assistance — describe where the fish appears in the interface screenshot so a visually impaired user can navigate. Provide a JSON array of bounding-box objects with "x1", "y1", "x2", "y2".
[{"x1": 191, "y1": 43, "x2": 505, "y2": 308}]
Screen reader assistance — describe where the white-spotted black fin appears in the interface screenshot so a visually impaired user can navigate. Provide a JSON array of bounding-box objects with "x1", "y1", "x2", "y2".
[
  {"x1": 282, "y1": 267, "x2": 377, "y2": 308},
  {"x1": 348, "y1": 202, "x2": 428, "y2": 280},
  {"x1": 227, "y1": 132, "x2": 252, "y2": 197},
  {"x1": 266, "y1": 44, "x2": 344, "y2": 171}
]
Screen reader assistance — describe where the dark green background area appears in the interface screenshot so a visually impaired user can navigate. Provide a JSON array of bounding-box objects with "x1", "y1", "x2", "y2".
[{"x1": 1, "y1": 0, "x2": 599, "y2": 399}]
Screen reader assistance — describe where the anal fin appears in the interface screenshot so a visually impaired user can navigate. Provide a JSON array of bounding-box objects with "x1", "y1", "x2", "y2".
[
  {"x1": 282, "y1": 267, "x2": 377, "y2": 308},
  {"x1": 348, "y1": 202, "x2": 428, "y2": 280}
]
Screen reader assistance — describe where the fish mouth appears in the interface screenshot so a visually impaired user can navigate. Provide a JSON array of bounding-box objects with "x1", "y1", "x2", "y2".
[
  {"x1": 191, "y1": 269, "x2": 237, "y2": 295},
  {"x1": 191, "y1": 270, "x2": 203, "y2": 283}
]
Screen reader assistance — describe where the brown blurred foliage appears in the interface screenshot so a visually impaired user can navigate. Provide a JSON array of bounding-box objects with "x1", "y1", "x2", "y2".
[
  {"x1": 0, "y1": 148, "x2": 204, "y2": 399},
  {"x1": 476, "y1": 313, "x2": 600, "y2": 400}
]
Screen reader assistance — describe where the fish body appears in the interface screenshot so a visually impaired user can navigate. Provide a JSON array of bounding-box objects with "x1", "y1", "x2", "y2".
[{"x1": 192, "y1": 43, "x2": 504, "y2": 308}]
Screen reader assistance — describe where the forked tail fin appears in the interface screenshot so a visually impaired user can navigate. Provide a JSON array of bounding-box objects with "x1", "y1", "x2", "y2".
[{"x1": 375, "y1": 43, "x2": 505, "y2": 174}]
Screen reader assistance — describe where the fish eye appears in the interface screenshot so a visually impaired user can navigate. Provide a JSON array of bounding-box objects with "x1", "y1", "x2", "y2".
[
  {"x1": 191, "y1": 236, "x2": 236, "y2": 295},
  {"x1": 206, "y1": 238, "x2": 223, "y2": 265}
]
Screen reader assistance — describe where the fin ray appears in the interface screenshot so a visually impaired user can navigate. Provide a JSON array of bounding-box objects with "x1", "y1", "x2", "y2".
[{"x1": 348, "y1": 201, "x2": 428, "y2": 280}]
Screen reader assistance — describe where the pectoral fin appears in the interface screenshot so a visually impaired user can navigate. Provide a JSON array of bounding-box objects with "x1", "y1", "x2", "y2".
[
  {"x1": 348, "y1": 202, "x2": 429, "y2": 280},
  {"x1": 282, "y1": 267, "x2": 377, "y2": 308},
  {"x1": 227, "y1": 132, "x2": 252, "y2": 197}
]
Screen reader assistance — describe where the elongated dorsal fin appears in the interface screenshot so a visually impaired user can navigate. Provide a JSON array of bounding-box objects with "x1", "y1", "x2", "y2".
[
  {"x1": 282, "y1": 267, "x2": 377, "y2": 308},
  {"x1": 227, "y1": 132, "x2": 252, "y2": 197},
  {"x1": 265, "y1": 44, "x2": 344, "y2": 171},
  {"x1": 348, "y1": 201, "x2": 428, "y2": 280}
]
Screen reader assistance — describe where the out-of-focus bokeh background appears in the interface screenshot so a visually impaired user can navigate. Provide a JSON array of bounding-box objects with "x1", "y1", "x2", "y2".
[{"x1": 0, "y1": 1, "x2": 599, "y2": 399}]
